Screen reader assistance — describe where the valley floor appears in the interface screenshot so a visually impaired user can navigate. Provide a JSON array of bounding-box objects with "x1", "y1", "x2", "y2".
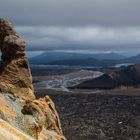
[
  {"x1": 36, "y1": 89, "x2": 140, "y2": 140},
  {"x1": 32, "y1": 66, "x2": 140, "y2": 140}
]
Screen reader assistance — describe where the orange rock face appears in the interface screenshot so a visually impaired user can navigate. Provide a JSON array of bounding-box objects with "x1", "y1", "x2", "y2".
[
  {"x1": 0, "y1": 17, "x2": 35, "y2": 100},
  {"x1": 0, "y1": 17, "x2": 66, "y2": 140}
]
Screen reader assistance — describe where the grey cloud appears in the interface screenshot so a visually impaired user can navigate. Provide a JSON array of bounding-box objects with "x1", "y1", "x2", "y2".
[
  {"x1": 0, "y1": 0, "x2": 140, "y2": 26},
  {"x1": 1, "y1": 0, "x2": 140, "y2": 54},
  {"x1": 16, "y1": 26, "x2": 140, "y2": 51}
]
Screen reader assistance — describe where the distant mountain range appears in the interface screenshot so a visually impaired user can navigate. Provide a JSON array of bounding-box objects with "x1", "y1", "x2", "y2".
[
  {"x1": 122, "y1": 54, "x2": 140, "y2": 64},
  {"x1": 29, "y1": 51, "x2": 125, "y2": 64},
  {"x1": 29, "y1": 51, "x2": 140, "y2": 67},
  {"x1": 71, "y1": 64, "x2": 140, "y2": 89},
  {"x1": 48, "y1": 58, "x2": 119, "y2": 67}
]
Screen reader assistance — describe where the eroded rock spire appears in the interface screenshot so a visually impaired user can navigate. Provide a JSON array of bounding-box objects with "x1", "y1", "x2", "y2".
[
  {"x1": 0, "y1": 17, "x2": 35, "y2": 99},
  {"x1": 0, "y1": 17, "x2": 66, "y2": 140}
]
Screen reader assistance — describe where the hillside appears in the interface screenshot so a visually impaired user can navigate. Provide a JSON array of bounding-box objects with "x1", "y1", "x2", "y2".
[{"x1": 72, "y1": 64, "x2": 140, "y2": 89}]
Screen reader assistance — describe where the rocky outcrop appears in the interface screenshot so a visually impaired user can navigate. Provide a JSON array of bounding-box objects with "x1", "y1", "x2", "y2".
[
  {"x1": 0, "y1": 17, "x2": 66, "y2": 140},
  {"x1": 0, "y1": 17, "x2": 34, "y2": 100}
]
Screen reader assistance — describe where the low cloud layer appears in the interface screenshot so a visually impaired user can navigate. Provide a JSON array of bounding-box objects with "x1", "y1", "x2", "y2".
[
  {"x1": 16, "y1": 26, "x2": 140, "y2": 52},
  {"x1": 1, "y1": 0, "x2": 140, "y2": 54}
]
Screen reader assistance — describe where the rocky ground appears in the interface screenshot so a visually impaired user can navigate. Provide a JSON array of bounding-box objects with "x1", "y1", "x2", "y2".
[
  {"x1": 33, "y1": 65, "x2": 140, "y2": 140},
  {"x1": 36, "y1": 89, "x2": 140, "y2": 140}
]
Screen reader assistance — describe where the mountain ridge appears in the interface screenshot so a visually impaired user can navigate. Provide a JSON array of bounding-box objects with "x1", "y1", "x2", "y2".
[
  {"x1": 29, "y1": 51, "x2": 126, "y2": 65},
  {"x1": 29, "y1": 51, "x2": 140, "y2": 67}
]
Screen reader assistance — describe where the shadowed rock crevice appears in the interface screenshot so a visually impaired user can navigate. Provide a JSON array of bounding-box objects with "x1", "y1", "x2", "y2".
[{"x1": 0, "y1": 17, "x2": 66, "y2": 140}]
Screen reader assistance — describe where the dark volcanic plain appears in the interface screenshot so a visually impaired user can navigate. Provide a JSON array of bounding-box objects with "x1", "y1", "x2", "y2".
[
  {"x1": 32, "y1": 66, "x2": 140, "y2": 140},
  {"x1": 36, "y1": 89, "x2": 140, "y2": 140}
]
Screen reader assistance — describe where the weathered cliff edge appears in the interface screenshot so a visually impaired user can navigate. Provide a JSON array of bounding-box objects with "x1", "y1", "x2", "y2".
[{"x1": 0, "y1": 17, "x2": 66, "y2": 140}]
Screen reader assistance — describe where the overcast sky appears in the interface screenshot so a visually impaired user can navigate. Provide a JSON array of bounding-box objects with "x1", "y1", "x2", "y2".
[{"x1": 1, "y1": 0, "x2": 140, "y2": 54}]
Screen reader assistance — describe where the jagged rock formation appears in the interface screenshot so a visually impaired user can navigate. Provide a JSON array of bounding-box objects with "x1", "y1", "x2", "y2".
[
  {"x1": 0, "y1": 17, "x2": 35, "y2": 100},
  {"x1": 0, "y1": 17, "x2": 66, "y2": 140}
]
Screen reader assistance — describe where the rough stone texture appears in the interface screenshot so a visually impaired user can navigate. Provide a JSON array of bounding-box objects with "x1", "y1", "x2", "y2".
[
  {"x1": 0, "y1": 118, "x2": 35, "y2": 140},
  {"x1": 0, "y1": 17, "x2": 35, "y2": 100},
  {"x1": 0, "y1": 17, "x2": 66, "y2": 140}
]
